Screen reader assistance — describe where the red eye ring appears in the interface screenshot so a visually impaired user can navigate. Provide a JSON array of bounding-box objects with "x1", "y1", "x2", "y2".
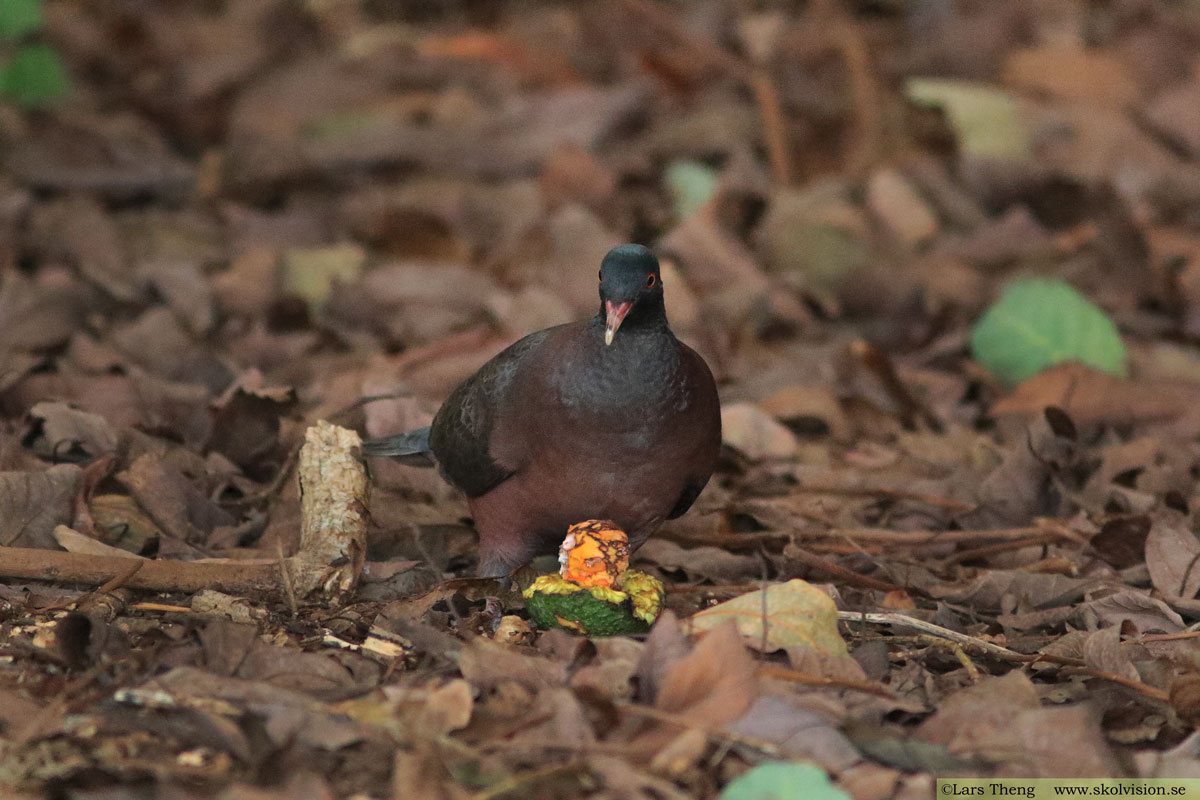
[{"x1": 644, "y1": 274, "x2": 657, "y2": 288}]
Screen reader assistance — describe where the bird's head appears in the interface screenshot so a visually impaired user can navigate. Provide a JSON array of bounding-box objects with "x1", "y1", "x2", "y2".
[{"x1": 598, "y1": 244, "x2": 664, "y2": 346}]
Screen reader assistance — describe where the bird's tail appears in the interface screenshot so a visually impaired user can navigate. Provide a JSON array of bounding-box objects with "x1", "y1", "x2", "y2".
[{"x1": 360, "y1": 426, "x2": 435, "y2": 467}]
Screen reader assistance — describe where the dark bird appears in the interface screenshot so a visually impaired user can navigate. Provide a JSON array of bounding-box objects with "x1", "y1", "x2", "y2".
[{"x1": 362, "y1": 244, "x2": 721, "y2": 577}]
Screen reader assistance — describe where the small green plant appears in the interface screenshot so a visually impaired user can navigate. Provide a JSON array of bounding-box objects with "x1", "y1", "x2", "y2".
[{"x1": 0, "y1": 0, "x2": 69, "y2": 107}]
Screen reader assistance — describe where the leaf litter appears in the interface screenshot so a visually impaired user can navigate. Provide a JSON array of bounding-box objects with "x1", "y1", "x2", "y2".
[{"x1": 3, "y1": 1, "x2": 1200, "y2": 797}]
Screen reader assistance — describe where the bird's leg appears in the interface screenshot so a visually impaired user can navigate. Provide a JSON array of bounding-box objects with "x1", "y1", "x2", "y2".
[{"x1": 474, "y1": 530, "x2": 540, "y2": 578}]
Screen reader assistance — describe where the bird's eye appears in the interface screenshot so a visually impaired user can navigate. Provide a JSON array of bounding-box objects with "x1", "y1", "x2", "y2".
[
  {"x1": 598, "y1": 270, "x2": 603, "y2": 282},
  {"x1": 644, "y1": 274, "x2": 657, "y2": 288}
]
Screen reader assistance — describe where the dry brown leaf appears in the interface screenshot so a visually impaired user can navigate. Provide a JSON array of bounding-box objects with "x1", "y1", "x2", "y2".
[
  {"x1": 991, "y1": 363, "x2": 1196, "y2": 426},
  {"x1": 1004, "y1": 47, "x2": 1138, "y2": 108},
  {"x1": 0, "y1": 464, "x2": 82, "y2": 549},
  {"x1": 641, "y1": 621, "x2": 759, "y2": 751},
  {"x1": 721, "y1": 402, "x2": 798, "y2": 461},
  {"x1": 52, "y1": 525, "x2": 144, "y2": 559},
  {"x1": 1145, "y1": 519, "x2": 1200, "y2": 600},
  {"x1": 25, "y1": 401, "x2": 119, "y2": 462}
]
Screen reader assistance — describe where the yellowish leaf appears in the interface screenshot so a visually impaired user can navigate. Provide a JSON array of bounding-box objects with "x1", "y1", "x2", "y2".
[{"x1": 684, "y1": 579, "x2": 847, "y2": 655}]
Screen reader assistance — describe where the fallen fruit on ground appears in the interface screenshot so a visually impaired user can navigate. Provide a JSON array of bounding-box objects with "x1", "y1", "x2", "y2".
[{"x1": 523, "y1": 520, "x2": 664, "y2": 635}]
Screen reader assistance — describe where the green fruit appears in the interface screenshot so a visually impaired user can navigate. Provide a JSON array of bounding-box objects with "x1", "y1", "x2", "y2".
[{"x1": 522, "y1": 572, "x2": 664, "y2": 636}]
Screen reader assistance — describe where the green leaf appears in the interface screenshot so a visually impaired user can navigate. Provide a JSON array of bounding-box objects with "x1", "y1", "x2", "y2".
[
  {"x1": 1, "y1": 43, "x2": 69, "y2": 106},
  {"x1": 971, "y1": 278, "x2": 1126, "y2": 386},
  {"x1": 906, "y1": 78, "x2": 1030, "y2": 160},
  {"x1": 665, "y1": 160, "x2": 719, "y2": 219},
  {"x1": 719, "y1": 762, "x2": 850, "y2": 800},
  {"x1": 0, "y1": 0, "x2": 43, "y2": 40}
]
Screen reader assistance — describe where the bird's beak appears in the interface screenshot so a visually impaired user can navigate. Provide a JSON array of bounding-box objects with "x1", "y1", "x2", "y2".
[{"x1": 604, "y1": 300, "x2": 632, "y2": 346}]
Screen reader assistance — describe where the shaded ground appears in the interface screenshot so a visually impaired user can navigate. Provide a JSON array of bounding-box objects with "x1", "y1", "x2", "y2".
[{"x1": 4, "y1": 0, "x2": 1200, "y2": 797}]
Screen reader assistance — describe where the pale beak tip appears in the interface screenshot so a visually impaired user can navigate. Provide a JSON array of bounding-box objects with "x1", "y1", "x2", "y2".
[{"x1": 604, "y1": 328, "x2": 615, "y2": 346}]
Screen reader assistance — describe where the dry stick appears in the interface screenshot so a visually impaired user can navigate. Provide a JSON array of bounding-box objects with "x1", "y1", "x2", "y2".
[
  {"x1": 0, "y1": 547, "x2": 280, "y2": 595},
  {"x1": 850, "y1": 340, "x2": 943, "y2": 432},
  {"x1": 40, "y1": 559, "x2": 145, "y2": 613},
  {"x1": 226, "y1": 442, "x2": 299, "y2": 509},
  {"x1": 1054, "y1": 666, "x2": 1170, "y2": 703},
  {"x1": 748, "y1": 72, "x2": 792, "y2": 187},
  {"x1": 96, "y1": 559, "x2": 144, "y2": 594},
  {"x1": 949, "y1": 645, "x2": 981, "y2": 682},
  {"x1": 941, "y1": 533, "x2": 1064, "y2": 566},
  {"x1": 1136, "y1": 630, "x2": 1200, "y2": 643},
  {"x1": 844, "y1": 611, "x2": 1171, "y2": 703},
  {"x1": 810, "y1": 0, "x2": 883, "y2": 175},
  {"x1": 786, "y1": 546, "x2": 912, "y2": 595},
  {"x1": 662, "y1": 523, "x2": 1082, "y2": 549},
  {"x1": 131, "y1": 602, "x2": 193, "y2": 613},
  {"x1": 841, "y1": 611, "x2": 1039, "y2": 658},
  {"x1": 468, "y1": 761, "x2": 588, "y2": 800},
  {"x1": 617, "y1": 0, "x2": 792, "y2": 184},
  {"x1": 619, "y1": 703, "x2": 782, "y2": 757},
  {"x1": 788, "y1": 484, "x2": 976, "y2": 512},
  {"x1": 758, "y1": 664, "x2": 897, "y2": 699}
]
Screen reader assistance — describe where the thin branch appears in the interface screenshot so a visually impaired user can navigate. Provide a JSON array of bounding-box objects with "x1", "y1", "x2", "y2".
[
  {"x1": 788, "y1": 485, "x2": 976, "y2": 512},
  {"x1": 758, "y1": 665, "x2": 898, "y2": 699},
  {"x1": 843, "y1": 611, "x2": 1171, "y2": 703},
  {"x1": 787, "y1": 547, "x2": 913, "y2": 595},
  {"x1": 617, "y1": 0, "x2": 793, "y2": 183},
  {"x1": 839, "y1": 610, "x2": 1025, "y2": 659},
  {"x1": 0, "y1": 546, "x2": 280, "y2": 595}
]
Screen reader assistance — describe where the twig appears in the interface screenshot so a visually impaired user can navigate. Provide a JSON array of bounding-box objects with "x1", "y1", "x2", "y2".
[
  {"x1": 758, "y1": 664, "x2": 897, "y2": 699},
  {"x1": 0, "y1": 546, "x2": 280, "y2": 595},
  {"x1": 818, "y1": 523, "x2": 1085, "y2": 546},
  {"x1": 618, "y1": 704, "x2": 782, "y2": 757},
  {"x1": 1055, "y1": 666, "x2": 1170, "y2": 703},
  {"x1": 838, "y1": 611, "x2": 1025, "y2": 659},
  {"x1": 278, "y1": 538, "x2": 298, "y2": 616},
  {"x1": 949, "y1": 645, "x2": 981, "y2": 682},
  {"x1": 617, "y1": 0, "x2": 792, "y2": 183},
  {"x1": 786, "y1": 547, "x2": 913, "y2": 595},
  {"x1": 468, "y1": 761, "x2": 587, "y2": 800},
  {"x1": 844, "y1": 611, "x2": 1171, "y2": 703},
  {"x1": 131, "y1": 602, "x2": 193, "y2": 613},
  {"x1": 477, "y1": 739, "x2": 642, "y2": 757},
  {"x1": 789, "y1": 485, "x2": 975, "y2": 512},
  {"x1": 226, "y1": 443, "x2": 300, "y2": 508},
  {"x1": 850, "y1": 340, "x2": 943, "y2": 432},
  {"x1": 748, "y1": 72, "x2": 792, "y2": 187},
  {"x1": 941, "y1": 534, "x2": 1062, "y2": 566},
  {"x1": 1135, "y1": 631, "x2": 1200, "y2": 643},
  {"x1": 657, "y1": 522, "x2": 1084, "y2": 550},
  {"x1": 40, "y1": 560, "x2": 145, "y2": 613},
  {"x1": 809, "y1": 0, "x2": 883, "y2": 175}
]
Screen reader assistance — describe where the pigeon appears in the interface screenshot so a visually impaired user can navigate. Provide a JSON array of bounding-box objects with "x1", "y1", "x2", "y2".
[{"x1": 363, "y1": 244, "x2": 721, "y2": 576}]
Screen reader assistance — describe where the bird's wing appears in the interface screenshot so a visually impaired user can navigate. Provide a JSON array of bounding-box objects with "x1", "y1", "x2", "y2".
[
  {"x1": 428, "y1": 328, "x2": 555, "y2": 497},
  {"x1": 667, "y1": 341, "x2": 722, "y2": 519}
]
